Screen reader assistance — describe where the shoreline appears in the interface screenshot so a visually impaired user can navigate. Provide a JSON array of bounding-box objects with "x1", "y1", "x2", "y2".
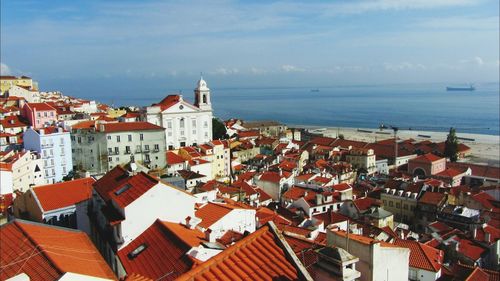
[{"x1": 289, "y1": 124, "x2": 500, "y2": 167}]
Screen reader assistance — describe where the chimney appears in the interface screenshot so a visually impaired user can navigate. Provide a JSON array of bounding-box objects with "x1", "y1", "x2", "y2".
[
  {"x1": 485, "y1": 231, "x2": 491, "y2": 243},
  {"x1": 473, "y1": 227, "x2": 477, "y2": 239},
  {"x1": 279, "y1": 168, "x2": 283, "y2": 177},
  {"x1": 57, "y1": 127, "x2": 63, "y2": 133},
  {"x1": 39, "y1": 129, "x2": 44, "y2": 135},
  {"x1": 316, "y1": 194, "x2": 323, "y2": 205},
  {"x1": 185, "y1": 216, "x2": 191, "y2": 228},
  {"x1": 205, "y1": 228, "x2": 215, "y2": 242}
]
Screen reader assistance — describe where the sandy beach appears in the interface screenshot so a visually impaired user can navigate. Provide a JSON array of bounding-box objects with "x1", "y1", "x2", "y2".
[{"x1": 291, "y1": 125, "x2": 500, "y2": 167}]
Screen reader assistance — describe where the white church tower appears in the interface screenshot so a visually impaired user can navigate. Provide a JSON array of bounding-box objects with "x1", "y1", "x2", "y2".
[{"x1": 194, "y1": 76, "x2": 212, "y2": 111}]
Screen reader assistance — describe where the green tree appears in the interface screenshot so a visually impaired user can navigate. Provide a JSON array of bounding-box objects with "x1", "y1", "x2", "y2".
[
  {"x1": 444, "y1": 127, "x2": 458, "y2": 162},
  {"x1": 212, "y1": 118, "x2": 228, "y2": 140}
]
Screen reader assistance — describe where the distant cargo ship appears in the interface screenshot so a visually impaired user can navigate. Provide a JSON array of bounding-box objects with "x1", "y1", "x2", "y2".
[{"x1": 446, "y1": 85, "x2": 475, "y2": 91}]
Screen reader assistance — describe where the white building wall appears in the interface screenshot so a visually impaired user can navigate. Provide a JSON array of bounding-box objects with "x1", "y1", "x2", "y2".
[
  {"x1": 208, "y1": 209, "x2": 256, "y2": 240},
  {"x1": 0, "y1": 170, "x2": 13, "y2": 195},
  {"x1": 120, "y1": 182, "x2": 195, "y2": 249},
  {"x1": 411, "y1": 267, "x2": 440, "y2": 281}
]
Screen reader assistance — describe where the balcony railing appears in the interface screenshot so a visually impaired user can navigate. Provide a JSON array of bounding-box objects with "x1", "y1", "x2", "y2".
[{"x1": 41, "y1": 143, "x2": 53, "y2": 148}]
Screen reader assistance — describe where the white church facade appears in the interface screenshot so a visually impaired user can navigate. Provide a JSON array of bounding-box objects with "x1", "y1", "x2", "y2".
[{"x1": 145, "y1": 78, "x2": 213, "y2": 149}]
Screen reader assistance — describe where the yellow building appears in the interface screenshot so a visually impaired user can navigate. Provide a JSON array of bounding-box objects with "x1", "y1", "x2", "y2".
[
  {"x1": 106, "y1": 108, "x2": 127, "y2": 118},
  {"x1": 0, "y1": 76, "x2": 38, "y2": 93},
  {"x1": 381, "y1": 188, "x2": 418, "y2": 225}
]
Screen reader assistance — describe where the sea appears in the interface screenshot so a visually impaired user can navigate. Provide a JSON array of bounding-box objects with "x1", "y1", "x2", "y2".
[{"x1": 75, "y1": 82, "x2": 500, "y2": 136}]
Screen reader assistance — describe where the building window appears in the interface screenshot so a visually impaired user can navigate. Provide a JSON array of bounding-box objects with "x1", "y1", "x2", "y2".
[
  {"x1": 108, "y1": 157, "x2": 112, "y2": 162},
  {"x1": 44, "y1": 112, "x2": 48, "y2": 117},
  {"x1": 168, "y1": 132, "x2": 172, "y2": 136},
  {"x1": 37, "y1": 113, "x2": 41, "y2": 117},
  {"x1": 167, "y1": 121, "x2": 172, "y2": 129},
  {"x1": 125, "y1": 146, "x2": 131, "y2": 154},
  {"x1": 108, "y1": 148, "x2": 113, "y2": 154},
  {"x1": 396, "y1": 203, "x2": 401, "y2": 208},
  {"x1": 204, "y1": 121, "x2": 208, "y2": 128},
  {"x1": 140, "y1": 134, "x2": 144, "y2": 141},
  {"x1": 180, "y1": 130, "x2": 184, "y2": 136},
  {"x1": 403, "y1": 204, "x2": 408, "y2": 210},
  {"x1": 180, "y1": 118, "x2": 185, "y2": 128},
  {"x1": 114, "y1": 147, "x2": 119, "y2": 154},
  {"x1": 144, "y1": 145, "x2": 150, "y2": 151},
  {"x1": 192, "y1": 120, "x2": 196, "y2": 127},
  {"x1": 389, "y1": 201, "x2": 393, "y2": 207},
  {"x1": 128, "y1": 135, "x2": 132, "y2": 141},
  {"x1": 154, "y1": 144, "x2": 159, "y2": 151},
  {"x1": 116, "y1": 136, "x2": 120, "y2": 142},
  {"x1": 168, "y1": 145, "x2": 174, "y2": 150},
  {"x1": 192, "y1": 130, "x2": 196, "y2": 135},
  {"x1": 107, "y1": 135, "x2": 111, "y2": 140}
]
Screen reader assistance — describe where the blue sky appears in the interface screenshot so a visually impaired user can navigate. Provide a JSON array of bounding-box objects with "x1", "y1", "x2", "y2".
[{"x1": 1, "y1": 0, "x2": 499, "y2": 90}]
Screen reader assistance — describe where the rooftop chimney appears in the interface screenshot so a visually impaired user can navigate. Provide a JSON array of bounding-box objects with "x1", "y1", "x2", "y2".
[
  {"x1": 316, "y1": 194, "x2": 323, "y2": 205},
  {"x1": 205, "y1": 228, "x2": 215, "y2": 242}
]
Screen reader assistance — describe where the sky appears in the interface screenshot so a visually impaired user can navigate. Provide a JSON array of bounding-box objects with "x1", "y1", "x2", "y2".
[{"x1": 1, "y1": 0, "x2": 499, "y2": 92}]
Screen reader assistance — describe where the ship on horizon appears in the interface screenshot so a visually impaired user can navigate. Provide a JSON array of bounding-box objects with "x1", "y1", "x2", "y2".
[{"x1": 446, "y1": 84, "x2": 475, "y2": 91}]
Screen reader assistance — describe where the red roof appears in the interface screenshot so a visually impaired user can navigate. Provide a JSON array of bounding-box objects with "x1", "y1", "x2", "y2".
[
  {"x1": 176, "y1": 223, "x2": 308, "y2": 281},
  {"x1": 447, "y1": 162, "x2": 500, "y2": 180},
  {"x1": 436, "y1": 168, "x2": 464, "y2": 178},
  {"x1": 155, "y1": 95, "x2": 181, "y2": 111},
  {"x1": 419, "y1": 191, "x2": 446, "y2": 206},
  {"x1": 0, "y1": 220, "x2": 116, "y2": 280},
  {"x1": 332, "y1": 183, "x2": 352, "y2": 191},
  {"x1": 32, "y1": 178, "x2": 95, "y2": 212},
  {"x1": 353, "y1": 197, "x2": 380, "y2": 212},
  {"x1": 0, "y1": 115, "x2": 29, "y2": 128},
  {"x1": 393, "y1": 239, "x2": 443, "y2": 272},
  {"x1": 25, "y1": 102, "x2": 56, "y2": 112},
  {"x1": 93, "y1": 166, "x2": 159, "y2": 208},
  {"x1": 195, "y1": 203, "x2": 237, "y2": 229},
  {"x1": 259, "y1": 171, "x2": 282, "y2": 183},
  {"x1": 411, "y1": 153, "x2": 444, "y2": 163},
  {"x1": 72, "y1": 120, "x2": 97, "y2": 129},
  {"x1": 118, "y1": 220, "x2": 194, "y2": 281},
  {"x1": 101, "y1": 122, "x2": 163, "y2": 133},
  {"x1": 166, "y1": 151, "x2": 186, "y2": 165}
]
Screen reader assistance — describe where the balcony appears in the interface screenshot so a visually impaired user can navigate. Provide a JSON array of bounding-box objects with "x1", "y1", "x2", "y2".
[
  {"x1": 124, "y1": 150, "x2": 132, "y2": 155},
  {"x1": 153, "y1": 148, "x2": 159, "y2": 153},
  {"x1": 41, "y1": 143, "x2": 53, "y2": 148}
]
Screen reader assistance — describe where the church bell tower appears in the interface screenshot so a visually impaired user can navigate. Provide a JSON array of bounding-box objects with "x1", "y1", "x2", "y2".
[{"x1": 194, "y1": 76, "x2": 212, "y2": 111}]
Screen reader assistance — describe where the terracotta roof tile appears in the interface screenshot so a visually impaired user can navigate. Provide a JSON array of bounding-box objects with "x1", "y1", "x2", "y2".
[
  {"x1": 32, "y1": 178, "x2": 95, "y2": 212},
  {"x1": 166, "y1": 152, "x2": 186, "y2": 165},
  {"x1": 175, "y1": 224, "x2": 309, "y2": 281},
  {"x1": 419, "y1": 191, "x2": 446, "y2": 206},
  {"x1": 0, "y1": 220, "x2": 116, "y2": 280},
  {"x1": 393, "y1": 239, "x2": 443, "y2": 272},
  {"x1": 118, "y1": 220, "x2": 195, "y2": 280},
  {"x1": 411, "y1": 153, "x2": 444, "y2": 163},
  {"x1": 195, "y1": 203, "x2": 236, "y2": 229},
  {"x1": 101, "y1": 122, "x2": 163, "y2": 133},
  {"x1": 25, "y1": 102, "x2": 57, "y2": 112}
]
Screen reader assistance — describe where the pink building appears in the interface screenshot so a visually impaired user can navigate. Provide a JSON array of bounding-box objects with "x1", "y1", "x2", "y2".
[
  {"x1": 22, "y1": 102, "x2": 57, "y2": 129},
  {"x1": 408, "y1": 153, "x2": 446, "y2": 177}
]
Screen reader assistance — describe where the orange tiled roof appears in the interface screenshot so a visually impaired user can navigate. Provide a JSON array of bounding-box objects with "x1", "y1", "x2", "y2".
[
  {"x1": 411, "y1": 153, "x2": 443, "y2": 163},
  {"x1": 393, "y1": 239, "x2": 443, "y2": 272},
  {"x1": 118, "y1": 220, "x2": 194, "y2": 281},
  {"x1": 102, "y1": 122, "x2": 163, "y2": 133},
  {"x1": 32, "y1": 178, "x2": 95, "y2": 212},
  {"x1": 195, "y1": 203, "x2": 237, "y2": 229},
  {"x1": 25, "y1": 102, "x2": 56, "y2": 112},
  {"x1": 166, "y1": 151, "x2": 186, "y2": 165},
  {"x1": 175, "y1": 223, "x2": 310, "y2": 281},
  {"x1": 419, "y1": 191, "x2": 446, "y2": 206},
  {"x1": 0, "y1": 220, "x2": 116, "y2": 280}
]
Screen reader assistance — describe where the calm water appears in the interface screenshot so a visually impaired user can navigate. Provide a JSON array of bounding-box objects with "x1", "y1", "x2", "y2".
[{"x1": 84, "y1": 82, "x2": 500, "y2": 136}]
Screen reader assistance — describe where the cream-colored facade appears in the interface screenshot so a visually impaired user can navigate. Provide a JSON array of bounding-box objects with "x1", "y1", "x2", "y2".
[
  {"x1": 71, "y1": 122, "x2": 167, "y2": 175},
  {"x1": 1, "y1": 76, "x2": 38, "y2": 94},
  {"x1": 346, "y1": 148, "x2": 376, "y2": 175},
  {"x1": 381, "y1": 188, "x2": 418, "y2": 224},
  {"x1": 0, "y1": 150, "x2": 45, "y2": 193}
]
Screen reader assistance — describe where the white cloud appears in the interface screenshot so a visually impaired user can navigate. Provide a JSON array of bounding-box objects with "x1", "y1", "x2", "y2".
[
  {"x1": 0, "y1": 63, "x2": 12, "y2": 75},
  {"x1": 281, "y1": 64, "x2": 305, "y2": 72},
  {"x1": 250, "y1": 67, "x2": 268, "y2": 75},
  {"x1": 383, "y1": 62, "x2": 426, "y2": 71},
  {"x1": 474, "y1": 56, "x2": 484, "y2": 65},
  {"x1": 211, "y1": 67, "x2": 239, "y2": 75}
]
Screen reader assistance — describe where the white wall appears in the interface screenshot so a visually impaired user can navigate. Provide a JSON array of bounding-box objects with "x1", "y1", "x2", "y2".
[
  {"x1": 0, "y1": 170, "x2": 13, "y2": 195},
  {"x1": 120, "y1": 182, "x2": 195, "y2": 249},
  {"x1": 209, "y1": 208, "x2": 256, "y2": 239}
]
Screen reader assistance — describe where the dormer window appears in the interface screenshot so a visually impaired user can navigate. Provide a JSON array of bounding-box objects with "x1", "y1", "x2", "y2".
[
  {"x1": 115, "y1": 183, "x2": 132, "y2": 195},
  {"x1": 128, "y1": 243, "x2": 147, "y2": 259}
]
